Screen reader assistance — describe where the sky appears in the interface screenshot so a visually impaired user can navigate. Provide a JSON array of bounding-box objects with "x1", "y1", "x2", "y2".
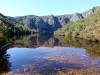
[{"x1": 0, "y1": 0, "x2": 100, "y2": 17}]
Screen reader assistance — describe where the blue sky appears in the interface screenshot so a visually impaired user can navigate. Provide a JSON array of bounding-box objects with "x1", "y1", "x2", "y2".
[{"x1": 0, "y1": 0, "x2": 100, "y2": 17}]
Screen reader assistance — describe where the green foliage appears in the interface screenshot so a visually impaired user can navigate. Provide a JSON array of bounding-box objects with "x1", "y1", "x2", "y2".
[
  {"x1": 56, "y1": 36, "x2": 100, "y2": 58},
  {"x1": 55, "y1": 7, "x2": 100, "y2": 42},
  {"x1": 0, "y1": 14, "x2": 31, "y2": 49}
]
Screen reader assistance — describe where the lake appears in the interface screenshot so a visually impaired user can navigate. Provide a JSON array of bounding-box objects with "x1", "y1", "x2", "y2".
[{"x1": 0, "y1": 34, "x2": 100, "y2": 75}]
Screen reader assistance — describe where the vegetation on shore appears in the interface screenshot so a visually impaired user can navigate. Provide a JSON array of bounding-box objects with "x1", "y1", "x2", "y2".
[
  {"x1": 55, "y1": 36, "x2": 100, "y2": 58},
  {"x1": 54, "y1": 7, "x2": 100, "y2": 42},
  {"x1": 0, "y1": 13, "x2": 32, "y2": 49}
]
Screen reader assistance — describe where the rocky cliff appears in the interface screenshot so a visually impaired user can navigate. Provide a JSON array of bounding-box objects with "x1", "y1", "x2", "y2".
[{"x1": 7, "y1": 6, "x2": 100, "y2": 32}]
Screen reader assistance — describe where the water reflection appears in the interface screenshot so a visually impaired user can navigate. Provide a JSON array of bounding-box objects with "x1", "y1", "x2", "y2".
[
  {"x1": 57, "y1": 37, "x2": 100, "y2": 58},
  {"x1": 12, "y1": 34, "x2": 62, "y2": 48},
  {"x1": 1, "y1": 34, "x2": 100, "y2": 75},
  {"x1": 7, "y1": 47, "x2": 100, "y2": 75},
  {"x1": 13, "y1": 34, "x2": 100, "y2": 58}
]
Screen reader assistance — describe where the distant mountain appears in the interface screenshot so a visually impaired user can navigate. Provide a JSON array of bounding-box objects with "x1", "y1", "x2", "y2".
[
  {"x1": 0, "y1": 6, "x2": 99, "y2": 34},
  {"x1": 0, "y1": 6, "x2": 100, "y2": 45},
  {"x1": 54, "y1": 6, "x2": 100, "y2": 42},
  {"x1": 6, "y1": 6, "x2": 100, "y2": 32},
  {"x1": 12, "y1": 13, "x2": 83, "y2": 31}
]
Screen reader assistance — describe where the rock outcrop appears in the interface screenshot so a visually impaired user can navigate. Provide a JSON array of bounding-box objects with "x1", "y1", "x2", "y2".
[{"x1": 6, "y1": 6, "x2": 100, "y2": 32}]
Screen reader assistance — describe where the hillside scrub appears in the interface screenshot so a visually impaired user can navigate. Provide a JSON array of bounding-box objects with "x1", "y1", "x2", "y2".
[{"x1": 54, "y1": 7, "x2": 100, "y2": 42}]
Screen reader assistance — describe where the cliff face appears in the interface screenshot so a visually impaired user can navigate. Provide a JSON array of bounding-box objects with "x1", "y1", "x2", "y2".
[
  {"x1": 14, "y1": 14, "x2": 83, "y2": 31},
  {"x1": 6, "y1": 6, "x2": 100, "y2": 32}
]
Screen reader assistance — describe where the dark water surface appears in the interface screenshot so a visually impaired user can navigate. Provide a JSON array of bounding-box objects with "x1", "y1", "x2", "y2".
[{"x1": 0, "y1": 34, "x2": 100, "y2": 75}]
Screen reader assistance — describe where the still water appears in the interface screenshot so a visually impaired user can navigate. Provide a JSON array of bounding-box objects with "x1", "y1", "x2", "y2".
[{"x1": 0, "y1": 34, "x2": 100, "y2": 75}]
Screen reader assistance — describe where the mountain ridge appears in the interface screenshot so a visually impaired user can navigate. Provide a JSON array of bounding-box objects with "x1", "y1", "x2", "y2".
[{"x1": 6, "y1": 6, "x2": 100, "y2": 32}]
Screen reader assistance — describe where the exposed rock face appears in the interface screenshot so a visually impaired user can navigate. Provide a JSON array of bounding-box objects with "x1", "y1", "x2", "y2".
[
  {"x1": 14, "y1": 14, "x2": 83, "y2": 31},
  {"x1": 70, "y1": 13, "x2": 83, "y2": 21},
  {"x1": 7, "y1": 6, "x2": 100, "y2": 32},
  {"x1": 82, "y1": 6, "x2": 100, "y2": 17}
]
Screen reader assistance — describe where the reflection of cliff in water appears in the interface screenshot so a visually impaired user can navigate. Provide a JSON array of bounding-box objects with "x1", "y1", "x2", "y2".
[
  {"x1": 12, "y1": 34, "x2": 63, "y2": 48},
  {"x1": 0, "y1": 48, "x2": 11, "y2": 75},
  {"x1": 57, "y1": 36, "x2": 100, "y2": 58},
  {"x1": 12, "y1": 34, "x2": 100, "y2": 58}
]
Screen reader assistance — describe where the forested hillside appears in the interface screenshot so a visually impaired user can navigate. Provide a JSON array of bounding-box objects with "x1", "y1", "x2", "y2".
[
  {"x1": 0, "y1": 13, "x2": 31, "y2": 49},
  {"x1": 54, "y1": 7, "x2": 100, "y2": 42}
]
